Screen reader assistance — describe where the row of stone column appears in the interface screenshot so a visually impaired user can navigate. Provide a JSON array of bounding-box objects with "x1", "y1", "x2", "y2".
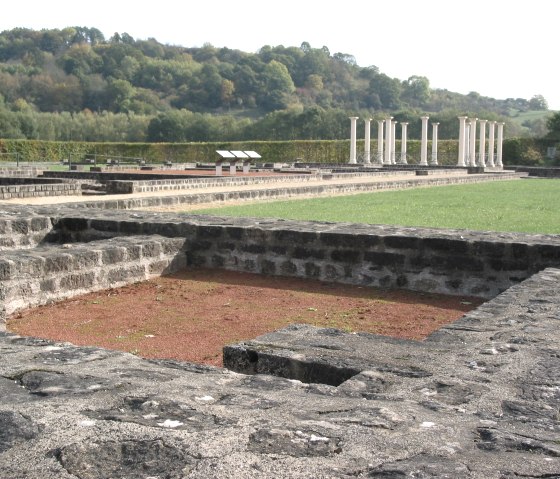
[
  {"x1": 349, "y1": 116, "x2": 441, "y2": 166},
  {"x1": 349, "y1": 116, "x2": 505, "y2": 168},
  {"x1": 457, "y1": 117, "x2": 504, "y2": 168}
]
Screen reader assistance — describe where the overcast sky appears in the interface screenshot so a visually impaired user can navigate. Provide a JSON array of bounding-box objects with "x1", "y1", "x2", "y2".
[{"x1": 2, "y1": 0, "x2": 558, "y2": 109}]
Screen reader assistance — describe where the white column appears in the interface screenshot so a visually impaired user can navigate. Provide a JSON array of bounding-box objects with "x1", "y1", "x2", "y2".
[
  {"x1": 391, "y1": 120, "x2": 397, "y2": 164},
  {"x1": 420, "y1": 116, "x2": 429, "y2": 165},
  {"x1": 377, "y1": 120, "x2": 384, "y2": 165},
  {"x1": 496, "y1": 122, "x2": 505, "y2": 167},
  {"x1": 468, "y1": 118, "x2": 477, "y2": 167},
  {"x1": 457, "y1": 116, "x2": 468, "y2": 167},
  {"x1": 348, "y1": 116, "x2": 359, "y2": 164},
  {"x1": 431, "y1": 122, "x2": 440, "y2": 165},
  {"x1": 487, "y1": 121, "x2": 496, "y2": 167},
  {"x1": 400, "y1": 122, "x2": 408, "y2": 164},
  {"x1": 384, "y1": 117, "x2": 393, "y2": 165},
  {"x1": 465, "y1": 123, "x2": 471, "y2": 166},
  {"x1": 478, "y1": 119, "x2": 487, "y2": 167},
  {"x1": 364, "y1": 118, "x2": 372, "y2": 164}
]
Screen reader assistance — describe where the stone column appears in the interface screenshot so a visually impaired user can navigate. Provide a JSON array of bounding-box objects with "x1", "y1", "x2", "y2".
[
  {"x1": 431, "y1": 122, "x2": 440, "y2": 165},
  {"x1": 487, "y1": 121, "x2": 496, "y2": 167},
  {"x1": 496, "y1": 122, "x2": 505, "y2": 167},
  {"x1": 400, "y1": 122, "x2": 409, "y2": 164},
  {"x1": 457, "y1": 116, "x2": 468, "y2": 167},
  {"x1": 384, "y1": 117, "x2": 393, "y2": 165},
  {"x1": 465, "y1": 123, "x2": 471, "y2": 166},
  {"x1": 420, "y1": 116, "x2": 429, "y2": 165},
  {"x1": 349, "y1": 116, "x2": 359, "y2": 164},
  {"x1": 377, "y1": 120, "x2": 384, "y2": 165},
  {"x1": 391, "y1": 120, "x2": 397, "y2": 164},
  {"x1": 478, "y1": 119, "x2": 487, "y2": 167},
  {"x1": 468, "y1": 118, "x2": 477, "y2": 167},
  {"x1": 364, "y1": 118, "x2": 372, "y2": 164}
]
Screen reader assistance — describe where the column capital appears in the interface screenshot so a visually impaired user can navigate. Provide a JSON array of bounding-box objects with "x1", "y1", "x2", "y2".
[
  {"x1": 400, "y1": 122, "x2": 409, "y2": 126},
  {"x1": 431, "y1": 122, "x2": 440, "y2": 126},
  {"x1": 458, "y1": 116, "x2": 468, "y2": 120},
  {"x1": 478, "y1": 119, "x2": 488, "y2": 124},
  {"x1": 488, "y1": 120, "x2": 497, "y2": 125},
  {"x1": 349, "y1": 116, "x2": 359, "y2": 120}
]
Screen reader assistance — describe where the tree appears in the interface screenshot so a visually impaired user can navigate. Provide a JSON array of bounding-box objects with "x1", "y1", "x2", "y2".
[
  {"x1": 402, "y1": 75, "x2": 430, "y2": 107},
  {"x1": 528, "y1": 94, "x2": 548, "y2": 111},
  {"x1": 546, "y1": 112, "x2": 560, "y2": 140},
  {"x1": 258, "y1": 60, "x2": 296, "y2": 111}
]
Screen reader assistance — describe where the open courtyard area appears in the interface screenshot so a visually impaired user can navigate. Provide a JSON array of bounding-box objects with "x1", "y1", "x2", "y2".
[{"x1": 1, "y1": 163, "x2": 559, "y2": 478}]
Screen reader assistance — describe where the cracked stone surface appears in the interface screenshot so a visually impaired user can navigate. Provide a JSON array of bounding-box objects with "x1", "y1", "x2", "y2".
[{"x1": 0, "y1": 269, "x2": 559, "y2": 477}]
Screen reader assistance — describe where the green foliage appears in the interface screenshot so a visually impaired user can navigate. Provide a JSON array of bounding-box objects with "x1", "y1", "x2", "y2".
[
  {"x1": 195, "y1": 180, "x2": 560, "y2": 234},
  {"x1": 545, "y1": 112, "x2": 560, "y2": 141},
  {"x1": 502, "y1": 138, "x2": 554, "y2": 165},
  {"x1": 0, "y1": 137, "x2": 548, "y2": 166},
  {"x1": 0, "y1": 27, "x2": 545, "y2": 144}
]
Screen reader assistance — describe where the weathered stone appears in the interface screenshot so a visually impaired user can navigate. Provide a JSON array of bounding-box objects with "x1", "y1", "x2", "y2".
[
  {"x1": 56, "y1": 439, "x2": 196, "y2": 479},
  {"x1": 0, "y1": 411, "x2": 41, "y2": 453}
]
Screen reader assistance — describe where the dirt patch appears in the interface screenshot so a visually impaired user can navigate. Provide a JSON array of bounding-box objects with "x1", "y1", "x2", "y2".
[{"x1": 7, "y1": 268, "x2": 483, "y2": 367}]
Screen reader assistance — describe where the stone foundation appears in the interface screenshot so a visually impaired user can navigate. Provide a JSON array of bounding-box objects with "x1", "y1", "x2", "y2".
[
  {"x1": 0, "y1": 177, "x2": 82, "y2": 199},
  {"x1": 0, "y1": 195, "x2": 559, "y2": 477}
]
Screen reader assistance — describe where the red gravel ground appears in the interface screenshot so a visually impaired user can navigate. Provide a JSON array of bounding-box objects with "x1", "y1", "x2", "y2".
[{"x1": 7, "y1": 268, "x2": 483, "y2": 367}]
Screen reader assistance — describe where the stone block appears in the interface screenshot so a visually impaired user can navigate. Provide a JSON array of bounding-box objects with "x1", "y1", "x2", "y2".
[
  {"x1": 242, "y1": 244, "x2": 266, "y2": 254},
  {"x1": 293, "y1": 247, "x2": 325, "y2": 260},
  {"x1": 0, "y1": 260, "x2": 15, "y2": 281},
  {"x1": 261, "y1": 259, "x2": 276, "y2": 275},
  {"x1": 102, "y1": 247, "x2": 127, "y2": 264},
  {"x1": 106, "y1": 265, "x2": 146, "y2": 284},
  {"x1": 44, "y1": 254, "x2": 73, "y2": 274},
  {"x1": 331, "y1": 249, "x2": 361, "y2": 263},
  {"x1": 10, "y1": 219, "x2": 30, "y2": 235},
  {"x1": 384, "y1": 236, "x2": 421, "y2": 249},
  {"x1": 364, "y1": 251, "x2": 405, "y2": 266},
  {"x1": 424, "y1": 237, "x2": 469, "y2": 254},
  {"x1": 59, "y1": 272, "x2": 96, "y2": 290},
  {"x1": 305, "y1": 262, "x2": 321, "y2": 278},
  {"x1": 280, "y1": 261, "x2": 297, "y2": 275}
]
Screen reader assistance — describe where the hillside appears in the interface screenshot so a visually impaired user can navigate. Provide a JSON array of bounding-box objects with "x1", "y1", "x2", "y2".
[{"x1": 0, "y1": 27, "x2": 551, "y2": 142}]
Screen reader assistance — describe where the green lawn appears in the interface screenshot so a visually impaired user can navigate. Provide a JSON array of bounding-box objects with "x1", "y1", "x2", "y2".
[{"x1": 193, "y1": 179, "x2": 560, "y2": 234}]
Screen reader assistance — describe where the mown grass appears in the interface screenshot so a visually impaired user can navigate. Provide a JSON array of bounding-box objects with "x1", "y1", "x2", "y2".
[{"x1": 193, "y1": 179, "x2": 560, "y2": 234}]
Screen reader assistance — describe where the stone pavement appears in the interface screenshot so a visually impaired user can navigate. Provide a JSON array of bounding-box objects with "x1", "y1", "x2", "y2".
[{"x1": 1, "y1": 268, "x2": 559, "y2": 478}]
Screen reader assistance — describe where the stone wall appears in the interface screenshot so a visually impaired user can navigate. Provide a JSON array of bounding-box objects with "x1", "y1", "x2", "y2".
[
  {"x1": 0, "y1": 211, "x2": 55, "y2": 250},
  {"x1": 51, "y1": 210, "x2": 560, "y2": 300},
  {"x1": 0, "y1": 235, "x2": 187, "y2": 320},
  {"x1": 513, "y1": 166, "x2": 560, "y2": 177},
  {"x1": 0, "y1": 179, "x2": 82, "y2": 199}
]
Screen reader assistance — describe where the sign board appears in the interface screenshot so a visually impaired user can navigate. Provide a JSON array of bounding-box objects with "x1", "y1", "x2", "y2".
[{"x1": 216, "y1": 150, "x2": 236, "y2": 158}]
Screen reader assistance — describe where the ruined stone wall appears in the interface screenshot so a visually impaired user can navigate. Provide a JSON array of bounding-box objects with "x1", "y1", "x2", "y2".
[
  {"x1": 0, "y1": 234, "x2": 187, "y2": 320},
  {"x1": 0, "y1": 179, "x2": 82, "y2": 199},
  {"x1": 2, "y1": 204, "x2": 560, "y2": 324},
  {"x1": 53, "y1": 211, "x2": 560, "y2": 299}
]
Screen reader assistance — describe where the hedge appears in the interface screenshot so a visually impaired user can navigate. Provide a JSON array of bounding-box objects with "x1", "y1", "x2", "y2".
[{"x1": 0, "y1": 138, "x2": 557, "y2": 166}]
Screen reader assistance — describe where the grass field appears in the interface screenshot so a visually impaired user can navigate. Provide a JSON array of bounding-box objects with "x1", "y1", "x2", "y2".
[{"x1": 194, "y1": 179, "x2": 560, "y2": 234}]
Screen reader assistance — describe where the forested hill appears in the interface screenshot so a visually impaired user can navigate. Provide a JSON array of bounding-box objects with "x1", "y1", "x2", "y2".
[{"x1": 0, "y1": 27, "x2": 550, "y2": 142}]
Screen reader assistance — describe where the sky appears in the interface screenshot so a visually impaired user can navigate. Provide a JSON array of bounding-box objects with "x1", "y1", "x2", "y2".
[{"x1": 2, "y1": 0, "x2": 558, "y2": 109}]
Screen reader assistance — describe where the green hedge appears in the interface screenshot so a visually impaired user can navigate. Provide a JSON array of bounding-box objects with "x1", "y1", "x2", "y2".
[{"x1": 0, "y1": 138, "x2": 557, "y2": 166}]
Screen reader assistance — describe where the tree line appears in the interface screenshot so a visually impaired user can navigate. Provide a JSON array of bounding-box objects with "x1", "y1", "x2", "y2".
[{"x1": 0, "y1": 27, "x2": 551, "y2": 142}]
